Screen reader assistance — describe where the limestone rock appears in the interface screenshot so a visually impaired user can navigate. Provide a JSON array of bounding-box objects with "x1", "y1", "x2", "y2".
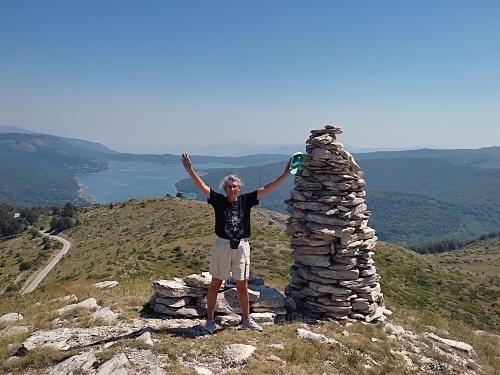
[
  {"x1": 297, "y1": 328, "x2": 338, "y2": 344},
  {"x1": 21, "y1": 328, "x2": 70, "y2": 352},
  {"x1": 195, "y1": 367, "x2": 213, "y2": 375},
  {"x1": 310, "y1": 266, "x2": 359, "y2": 280},
  {"x1": 252, "y1": 306, "x2": 286, "y2": 315},
  {"x1": 183, "y1": 272, "x2": 213, "y2": 288},
  {"x1": 224, "y1": 344, "x2": 256, "y2": 362},
  {"x1": 297, "y1": 267, "x2": 337, "y2": 283},
  {"x1": 224, "y1": 287, "x2": 260, "y2": 302},
  {"x1": 152, "y1": 280, "x2": 206, "y2": 298},
  {"x1": 197, "y1": 293, "x2": 242, "y2": 314},
  {"x1": 365, "y1": 305, "x2": 385, "y2": 323},
  {"x1": 308, "y1": 282, "x2": 351, "y2": 296},
  {"x1": 50, "y1": 350, "x2": 96, "y2": 375},
  {"x1": 305, "y1": 212, "x2": 350, "y2": 226},
  {"x1": 136, "y1": 331, "x2": 154, "y2": 346},
  {"x1": 154, "y1": 304, "x2": 206, "y2": 318},
  {"x1": 93, "y1": 280, "x2": 119, "y2": 289},
  {"x1": 0, "y1": 325, "x2": 31, "y2": 337},
  {"x1": 215, "y1": 314, "x2": 242, "y2": 326},
  {"x1": 251, "y1": 312, "x2": 276, "y2": 324},
  {"x1": 424, "y1": 332, "x2": 476, "y2": 356},
  {"x1": 96, "y1": 352, "x2": 131, "y2": 375},
  {"x1": 249, "y1": 285, "x2": 285, "y2": 308},
  {"x1": 56, "y1": 298, "x2": 100, "y2": 315},
  {"x1": 91, "y1": 307, "x2": 118, "y2": 324},
  {"x1": 130, "y1": 350, "x2": 167, "y2": 375},
  {"x1": 156, "y1": 296, "x2": 194, "y2": 307},
  {"x1": 290, "y1": 253, "x2": 331, "y2": 267},
  {"x1": 0, "y1": 312, "x2": 23, "y2": 322}
]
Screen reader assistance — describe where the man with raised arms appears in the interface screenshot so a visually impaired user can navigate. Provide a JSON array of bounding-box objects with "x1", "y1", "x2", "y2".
[{"x1": 181, "y1": 153, "x2": 290, "y2": 333}]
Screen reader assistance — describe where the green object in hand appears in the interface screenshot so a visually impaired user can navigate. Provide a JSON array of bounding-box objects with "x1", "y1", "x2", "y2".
[{"x1": 289, "y1": 152, "x2": 306, "y2": 174}]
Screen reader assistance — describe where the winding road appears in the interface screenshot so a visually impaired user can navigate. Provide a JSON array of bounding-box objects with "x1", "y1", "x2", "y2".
[{"x1": 22, "y1": 233, "x2": 71, "y2": 294}]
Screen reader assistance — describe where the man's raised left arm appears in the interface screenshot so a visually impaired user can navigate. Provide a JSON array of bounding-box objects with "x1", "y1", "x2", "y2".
[{"x1": 257, "y1": 161, "x2": 291, "y2": 199}]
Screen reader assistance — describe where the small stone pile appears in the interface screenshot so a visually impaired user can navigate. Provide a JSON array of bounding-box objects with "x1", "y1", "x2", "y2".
[
  {"x1": 284, "y1": 125, "x2": 386, "y2": 323},
  {"x1": 150, "y1": 273, "x2": 286, "y2": 325}
]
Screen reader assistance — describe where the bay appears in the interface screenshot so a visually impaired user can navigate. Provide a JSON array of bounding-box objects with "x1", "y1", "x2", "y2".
[{"x1": 76, "y1": 161, "x2": 234, "y2": 203}]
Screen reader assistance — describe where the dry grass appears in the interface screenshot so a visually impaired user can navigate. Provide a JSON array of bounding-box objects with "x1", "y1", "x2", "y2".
[{"x1": 0, "y1": 347, "x2": 81, "y2": 375}]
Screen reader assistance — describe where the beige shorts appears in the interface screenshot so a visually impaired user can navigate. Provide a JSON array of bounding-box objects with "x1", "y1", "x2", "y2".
[{"x1": 209, "y1": 237, "x2": 250, "y2": 281}]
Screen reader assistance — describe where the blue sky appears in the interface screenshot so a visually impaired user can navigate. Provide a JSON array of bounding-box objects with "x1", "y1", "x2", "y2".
[{"x1": 1, "y1": 1, "x2": 499, "y2": 154}]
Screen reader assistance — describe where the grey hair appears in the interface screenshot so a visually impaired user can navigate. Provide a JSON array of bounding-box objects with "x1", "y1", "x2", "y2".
[{"x1": 219, "y1": 175, "x2": 243, "y2": 190}]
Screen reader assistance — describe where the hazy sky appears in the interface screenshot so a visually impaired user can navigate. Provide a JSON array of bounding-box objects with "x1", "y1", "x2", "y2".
[{"x1": 1, "y1": 1, "x2": 499, "y2": 154}]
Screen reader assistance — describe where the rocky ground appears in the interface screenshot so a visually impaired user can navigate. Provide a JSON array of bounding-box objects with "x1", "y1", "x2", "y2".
[{"x1": 1, "y1": 282, "x2": 493, "y2": 375}]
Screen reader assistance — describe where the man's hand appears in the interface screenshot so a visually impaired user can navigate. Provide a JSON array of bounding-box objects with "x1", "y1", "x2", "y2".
[
  {"x1": 182, "y1": 153, "x2": 192, "y2": 171},
  {"x1": 284, "y1": 160, "x2": 291, "y2": 175},
  {"x1": 181, "y1": 153, "x2": 210, "y2": 199}
]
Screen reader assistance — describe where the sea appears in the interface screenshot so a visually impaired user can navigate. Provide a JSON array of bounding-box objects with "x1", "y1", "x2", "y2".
[{"x1": 76, "y1": 161, "x2": 233, "y2": 204}]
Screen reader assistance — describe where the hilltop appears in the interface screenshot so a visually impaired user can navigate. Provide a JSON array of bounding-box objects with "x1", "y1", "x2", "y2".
[{"x1": 0, "y1": 197, "x2": 499, "y2": 373}]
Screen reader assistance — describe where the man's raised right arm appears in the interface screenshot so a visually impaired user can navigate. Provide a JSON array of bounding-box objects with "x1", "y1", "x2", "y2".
[{"x1": 181, "y1": 153, "x2": 210, "y2": 199}]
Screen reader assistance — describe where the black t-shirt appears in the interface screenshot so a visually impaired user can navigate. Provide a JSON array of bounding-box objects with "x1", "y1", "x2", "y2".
[{"x1": 208, "y1": 189, "x2": 259, "y2": 240}]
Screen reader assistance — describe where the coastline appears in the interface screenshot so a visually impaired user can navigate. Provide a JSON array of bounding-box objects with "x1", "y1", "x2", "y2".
[
  {"x1": 76, "y1": 180, "x2": 98, "y2": 205},
  {"x1": 74, "y1": 161, "x2": 225, "y2": 204},
  {"x1": 74, "y1": 162, "x2": 111, "y2": 205}
]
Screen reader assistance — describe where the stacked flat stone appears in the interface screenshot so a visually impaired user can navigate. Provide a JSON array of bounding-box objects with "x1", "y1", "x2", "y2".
[
  {"x1": 284, "y1": 125, "x2": 385, "y2": 323},
  {"x1": 150, "y1": 273, "x2": 286, "y2": 325}
]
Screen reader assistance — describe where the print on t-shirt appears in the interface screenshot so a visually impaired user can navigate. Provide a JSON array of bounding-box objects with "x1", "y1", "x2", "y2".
[{"x1": 224, "y1": 201, "x2": 243, "y2": 240}]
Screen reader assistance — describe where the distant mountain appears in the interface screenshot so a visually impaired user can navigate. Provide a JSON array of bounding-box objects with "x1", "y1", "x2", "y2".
[
  {"x1": 353, "y1": 147, "x2": 500, "y2": 169},
  {"x1": 56, "y1": 136, "x2": 119, "y2": 154},
  {"x1": 0, "y1": 133, "x2": 110, "y2": 174},
  {"x1": 188, "y1": 141, "x2": 408, "y2": 157},
  {"x1": 0, "y1": 125, "x2": 118, "y2": 154},
  {"x1": 187, "y1": 141, "x2": 306, "y2": 157},
  {"x1": 0, "y1": 125, "x2": 34, "y2": 134}
]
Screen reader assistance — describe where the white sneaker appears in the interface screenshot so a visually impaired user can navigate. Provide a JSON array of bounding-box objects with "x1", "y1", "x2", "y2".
[{"x1": 242, "y1": 318, "x2": 263, "y2": 331}]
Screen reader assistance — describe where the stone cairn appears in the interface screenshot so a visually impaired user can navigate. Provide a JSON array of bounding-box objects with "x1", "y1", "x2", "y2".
[
  {"x1": 284, "y1": 125, "x2": 386, "y2": 323},
  {"x1": 150, "y1": 273, "x2": 286, "y2": 326}
]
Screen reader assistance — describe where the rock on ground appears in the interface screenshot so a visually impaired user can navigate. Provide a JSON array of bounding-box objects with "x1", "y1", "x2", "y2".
[
  {"x1": 224, "y1": 344, "x2": 256, "y2": 362},
  {"x1": 96, "y1": 352, "x2": 131, "y2": 375},
  {"x1": 93, "y1": 281, "x2": 119, "y2": 289},
  {"x1": 55, "y1": 298, "x2": 100, "y2": 315},
  {"x1": 50, "y1": 350, "x2": 96, "y2": 375},
  {"x1": 0, "y1": 312, "x2": 23, "y2": 322}
]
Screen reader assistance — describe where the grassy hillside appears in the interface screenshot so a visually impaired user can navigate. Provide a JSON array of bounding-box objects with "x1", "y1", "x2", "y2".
[
  {"x1": 1, "y1": 197, "x2": 499, "y2": 334},
  {"x1": 0, "y1": 196, "x2": 292, "y2": 296},
  {"x1": 1, "y1": 199, "x2": 500, "y2": 373},
  {"x1": 376, "y1": 241, "x2": 500, "y2": 331}
]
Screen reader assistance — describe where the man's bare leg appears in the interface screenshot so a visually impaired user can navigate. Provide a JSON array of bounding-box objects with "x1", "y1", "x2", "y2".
[
  {"x1": 236, "y1": 279, "x2": 250, "y2": 320},
  {"x1": 236, "y1": 279, "x2": 263, "y2": 331},
  {"x1": 207, "y1": 278, "x2": 223, "y2": 320}
]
